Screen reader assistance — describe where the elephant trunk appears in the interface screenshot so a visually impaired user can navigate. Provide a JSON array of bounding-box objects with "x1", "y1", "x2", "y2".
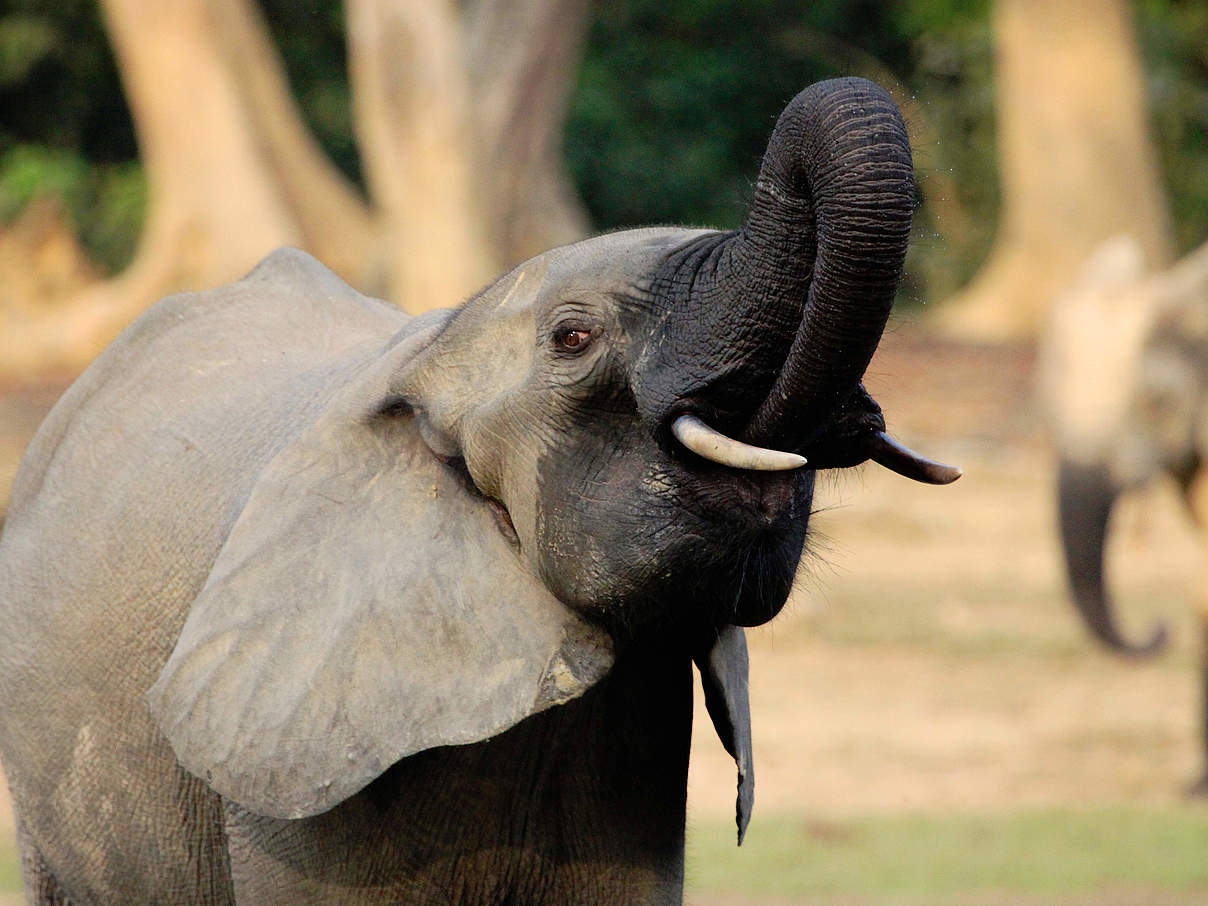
[
  {"x1": 740, "y1": 78, "x2": 914, "y2": 450},
  {"x1": 1057, "y1": 460, "x2": 1168, "y2": 657},
  {"x1": 636, "y1": 78, "x2": 914, "y2": 456}
]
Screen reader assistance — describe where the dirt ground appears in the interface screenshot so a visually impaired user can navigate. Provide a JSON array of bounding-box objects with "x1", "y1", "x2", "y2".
[{"x1": 0, "y1": 325, "x2": 1204, "y2": 903}]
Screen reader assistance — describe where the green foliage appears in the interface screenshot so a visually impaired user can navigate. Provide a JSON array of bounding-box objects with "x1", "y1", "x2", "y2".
[
  {"x1": 0, "y1": 14, "x2": 57, "y2": 84},
  {"x1": 565, "y1": 1, "x2": 1000, "y2": 304},
  {"x1": 0, "y1": 0, "x2": 139, "y2": 271},
  {"x1": 0, "y1": 145, "x2": 88, "y2": 220},
  {"x1": 1137, "y1": 0, "x2": 1208, "y2": 254},
  {"x1": 566, "y1": 1, "x2": 909, "y2": 231},
  {"x1": 0, "y1": 0, "x2": 134, "y2": 161},
  {"x1": 0, "y1": 836, "x2": 18, "y2": 894},
  {"x1": 687, "y1": 807, "x2": 1208, "y2": 902},
  {"x1": 259, "y1": 0, "x2": 361, "y2": 187},
  {"x1": 895, "y1": 6, "x2": 998, "y2": 299},
  {"x1": 0, "y1": 145, "x2": 144, "y2": 272}
]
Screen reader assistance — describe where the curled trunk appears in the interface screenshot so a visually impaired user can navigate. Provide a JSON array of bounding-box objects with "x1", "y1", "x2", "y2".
[
  {"x1": 741, "y1": 79, "x2": 914, "y2": 449},
  {"x1": 1057, "y1": 460, "x2": 1168, "y2": 656},
  {"x1": 638, "y1": 78, "x2": 914, "y2": 454}
]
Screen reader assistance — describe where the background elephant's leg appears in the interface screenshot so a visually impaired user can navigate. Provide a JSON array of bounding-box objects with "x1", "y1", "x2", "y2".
[
  {"x1": 1193, "y1": 610, "x2": 1208, "y2": 797},
  {"x1": 15, "y1": 816, "x2": 77, "y2": 906},
  {"x1": 1186, "y1": 466, "x2": 1208, "y2": 796}
]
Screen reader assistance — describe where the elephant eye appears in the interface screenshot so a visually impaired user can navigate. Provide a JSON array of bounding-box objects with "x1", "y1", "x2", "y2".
[{"x1": 554, "y1": 326, "x2": 594, "y2": 353}]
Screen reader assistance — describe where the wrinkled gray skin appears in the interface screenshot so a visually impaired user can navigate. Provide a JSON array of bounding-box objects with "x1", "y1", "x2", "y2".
[
  {"x1": 0, "y1": 79, "x2": 953, "y2": 905},
  {"x1": 1040, "y1": 236, "x2": 1208, "y2": 788}
]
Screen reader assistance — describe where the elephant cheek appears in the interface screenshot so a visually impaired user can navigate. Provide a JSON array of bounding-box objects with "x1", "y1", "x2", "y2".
[
  {"x1": 534, "y1": 471, "x2": 661, "y2": 618},
  {"x1": 534, "y1": 447, "x2": 715, "y2": 633}
]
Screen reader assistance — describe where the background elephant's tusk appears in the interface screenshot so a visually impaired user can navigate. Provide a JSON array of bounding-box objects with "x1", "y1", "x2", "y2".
[
  {"x1": 671, "y1": 415, "x2": 806, "y2": 471},
  {"x1": 869, "y1": 431, "x2": 962, "y2": 484}
]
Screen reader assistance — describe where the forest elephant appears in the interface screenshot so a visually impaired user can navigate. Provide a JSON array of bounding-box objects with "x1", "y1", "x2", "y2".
[
  {"x1": 0, "y1": 78, "x2": 959, "y2": 905},
  {"x1": 1040, "y1": 235, "x2": 1208, "y2": 792}
]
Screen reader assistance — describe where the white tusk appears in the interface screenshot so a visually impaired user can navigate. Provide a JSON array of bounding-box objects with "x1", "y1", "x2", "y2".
[{"x1": 671, "y1": 414, "x2": 807, "y2": 471}]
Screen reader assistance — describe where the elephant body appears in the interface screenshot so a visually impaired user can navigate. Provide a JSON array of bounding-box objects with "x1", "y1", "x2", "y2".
[
  {"x1": 1, "y1": 252, "x2": 696, "y2": 903},
  {"x1": 0, "y1": 80, "x2": 956, "y2": 904},
  {"x1": 3, "y1": 255, "x2": 411, "y2": 903}
]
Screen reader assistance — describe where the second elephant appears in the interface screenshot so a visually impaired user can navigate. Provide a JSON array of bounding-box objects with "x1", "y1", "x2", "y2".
[{"x1": 1041, "y1": 235, "x2": 1208, "y2": 791}]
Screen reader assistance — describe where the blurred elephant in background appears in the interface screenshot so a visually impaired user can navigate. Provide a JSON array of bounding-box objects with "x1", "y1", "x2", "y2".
[
  {"x1": 0, "y1": 78, "x2": 959, "y2": 905},
  {"x1": 1040, "y1": 234, "x2": 1208, "y2": 791}
]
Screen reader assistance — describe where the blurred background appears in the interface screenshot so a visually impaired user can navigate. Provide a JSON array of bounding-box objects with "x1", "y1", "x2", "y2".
[{"x1": 2, "y1": 0, "x2": 1208, "y2": 903}]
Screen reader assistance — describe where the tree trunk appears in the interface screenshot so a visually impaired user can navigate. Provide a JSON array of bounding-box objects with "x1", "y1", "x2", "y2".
[
  {"x1": 347, "y1": 0, "x2": 496, "y2": 315},
  {"x1": 0, "y1": 0, "x2": 375, "y2": 380},
  {"x1": 936, "y1": 0, "x2": 1173, "y2": 341},
  {"x1": 207, "y1": 0, "x2": 376, "y2": 286},
  {"x1": 465, "y1": 0, "x2": 592, "y2": 265},
  {"x1": 347, "y1": 0, "x2": 591, "y2": 315}
]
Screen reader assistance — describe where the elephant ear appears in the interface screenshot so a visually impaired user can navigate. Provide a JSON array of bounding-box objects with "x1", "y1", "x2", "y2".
[
  {"x1": 147, "y1": 314, "x2": 614, "y2": 820},
  {"x1": 694, "y1": 625, "x2": 755, "y2": 845}
]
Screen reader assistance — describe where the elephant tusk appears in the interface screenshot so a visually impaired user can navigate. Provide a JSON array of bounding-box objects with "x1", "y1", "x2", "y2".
[
  {"x1": 671, "y1": 414, "x2": 807, "y2": 471},
  {"x1": 868, "y1": 431, "x2": 962, "y2": 485}
]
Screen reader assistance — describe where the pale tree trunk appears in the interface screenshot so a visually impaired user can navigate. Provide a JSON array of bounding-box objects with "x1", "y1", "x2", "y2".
[
  {"x1": 208, "y1": 0, "x2": 376, "y2": 283},
  {"x1": 936, "y1": 0, "x2": 1173, "y2": 341},
  {"x1": 347, "y1": 0, "x2": 496, "y2": 314},
  {"x1": 0, "y1": 0, "x2": 375, "y2": 379},
  {"x1": 348, "y1": 0, "x2": 591, "y2": 314},
  {"x1": 465, "y1": 0, "x2": 591, "y2": 264}
]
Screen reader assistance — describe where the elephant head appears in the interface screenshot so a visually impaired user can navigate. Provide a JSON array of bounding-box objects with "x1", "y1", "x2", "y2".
[
  {"x1": 145, "y1": 78, "x2": 958, "y2": 822},
  {"x1": 1040, "y1": 236, "x2": 1208, "y2": 656},
  {"x1": 393, "y1": 77, "x2": 957, "y2": 634}
]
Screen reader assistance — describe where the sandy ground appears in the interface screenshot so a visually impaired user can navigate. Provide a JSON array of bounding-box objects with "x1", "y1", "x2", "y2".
[{"x1": 0, "y1": 328, "x2": 1204, "y2": 904}]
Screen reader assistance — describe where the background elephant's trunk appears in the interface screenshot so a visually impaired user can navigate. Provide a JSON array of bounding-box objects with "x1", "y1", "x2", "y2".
[{"x1": 1057, "y1": 460, "x2": 1169, "y2": 657}]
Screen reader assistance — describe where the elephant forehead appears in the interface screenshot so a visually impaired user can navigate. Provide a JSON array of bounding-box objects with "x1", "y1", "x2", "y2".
[
  {"x1": 458, "y1": 227, "x2": 714, "y2": 328},
  {"x1": 542, "y1": 226, "x2": 715, "y2": 286}
]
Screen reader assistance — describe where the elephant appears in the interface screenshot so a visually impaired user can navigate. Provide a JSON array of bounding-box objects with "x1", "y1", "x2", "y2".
[
  {"x1": 0, "y1": 77, "x2": 959, "y2": 906},
  {"x1": 1039, "y1": 234, "x2": 1208, "y2": 791}
]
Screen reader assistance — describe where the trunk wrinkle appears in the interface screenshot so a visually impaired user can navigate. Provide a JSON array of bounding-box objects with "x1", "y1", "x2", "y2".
[{"x1": 634, "y1": 78, "x2": 913, "y2": 459}]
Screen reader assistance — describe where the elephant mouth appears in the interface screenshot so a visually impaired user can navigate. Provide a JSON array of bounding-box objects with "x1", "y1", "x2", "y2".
[
  {"x1": 439, "y1": 454, "x2": 521, "y2": 546},
  {"x1": 730, "y1": 470, "x2": 801, "y2": 525},
  {"x1": 487, "y1": 497, "x2": 519, "y2": 545},
  {"x1": 659, "y1": 403, "x2": 806, "y2": 526},
  {"x1": 677, "y1": 457, "x2": 807, "y2": 531}
]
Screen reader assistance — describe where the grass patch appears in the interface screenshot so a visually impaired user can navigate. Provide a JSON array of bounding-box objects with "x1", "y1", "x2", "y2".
[
  {"x1": 687, "y1": 806, "x2": 1208, "y2": 903},
  {"x1": 0, "y1": 837, "x2": 19, "y2": 895},
  {"x1": 3, "y1": 807, "x2": 1203, "y2": 901}
]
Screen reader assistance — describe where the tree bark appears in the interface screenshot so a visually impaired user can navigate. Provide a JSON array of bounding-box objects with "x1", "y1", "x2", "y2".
[
  {"x1": 936, "y1": 0, "x2": 1173, "y2": 341},
  {"x1": 207, "y1": 0, "x2": 376, "y2": 286}
]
